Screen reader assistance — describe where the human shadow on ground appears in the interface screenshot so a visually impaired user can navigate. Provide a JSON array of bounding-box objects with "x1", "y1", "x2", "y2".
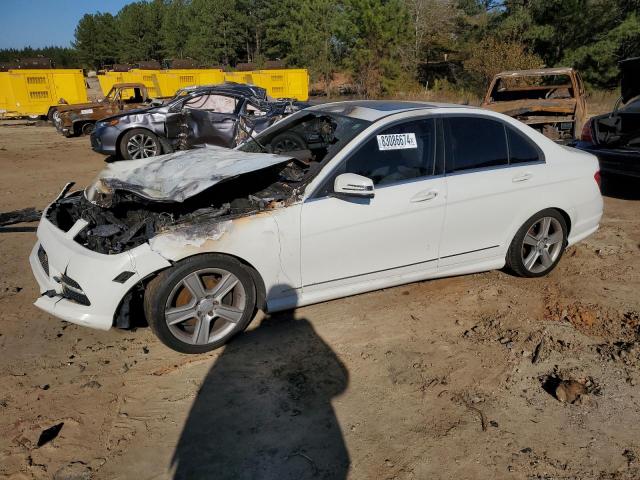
[{"x1": 171, "y1": 308, "x2": 350, "y2": 480}]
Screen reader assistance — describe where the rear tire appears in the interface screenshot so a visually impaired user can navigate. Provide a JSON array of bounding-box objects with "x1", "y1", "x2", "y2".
[
  {"x1": 271, "y1": 131, "x2": 307, "y2": 153},
  {"x1": 119, "y1": 128, "x2": 161, "y2": 160},
  {"x1": 506, "y1": 209, "x2": 568, "y2": 277},
  {"x1": 144, "y1": 254, "x2": 257, "y2": 354}
]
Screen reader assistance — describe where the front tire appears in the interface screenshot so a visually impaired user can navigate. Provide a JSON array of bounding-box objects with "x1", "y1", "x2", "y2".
[
  {"x1": 81, "y1": 122, "x2": 95, "y2": 136},
  {"x1": 120, "y1": 128, "x2": 161, "y2": 160},
  {"x1": 144, "y1": 254, "x2": 257, "y2": 354},
  {"x1": 506, "y1": 209, "x2": 568, "y2": 277}
]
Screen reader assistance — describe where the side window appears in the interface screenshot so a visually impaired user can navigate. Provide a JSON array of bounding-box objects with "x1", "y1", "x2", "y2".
[
  {"x1": 339, "y1": 119, "x2": 435, "y2": 187},
  {"x1": 444, "y1": 117, "x2": 508, "y2": 173},
  {"x1": 507, "y1": 127, "x2": 542, "y2": 164},
  {"x1": 184, "y1": 94, "x2": 237, "y2": 113},
  {"x1": 245, "y1": 102, "x2": 268, "y2": 117}
]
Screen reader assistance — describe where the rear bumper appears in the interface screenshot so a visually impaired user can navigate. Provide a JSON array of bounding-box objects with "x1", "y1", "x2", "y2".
[
  {"x1": 567, "y1": 193, "x2": 603, "y2": 247},
  {"x1": 574, "y1": 142, "x2": 640, "y2": 178},
  {"x1": 30, "y1": 211, "x2": 171, "y2": 330}
]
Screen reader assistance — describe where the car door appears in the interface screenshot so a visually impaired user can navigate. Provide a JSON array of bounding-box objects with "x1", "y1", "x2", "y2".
[
  {"x1": 439, "y1": 115, "x2": 548, "y2": 268},
  {"x1": 300, "y1": 118, "x2": 446, "y2": 290},
  {"x1": 181, "y1": 93, "x2": 240, "y2": 147}
]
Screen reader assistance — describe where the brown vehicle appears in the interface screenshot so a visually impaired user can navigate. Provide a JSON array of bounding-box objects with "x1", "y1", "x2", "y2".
[
  {"x1": 51, "y1": 83, "x2": 159, "y2": 137},
  {"x1": 482, "y1": 67, "x2": 587, "y2": 141}
]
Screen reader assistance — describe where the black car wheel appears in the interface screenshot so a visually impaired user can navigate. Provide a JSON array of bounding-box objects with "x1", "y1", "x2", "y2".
[
  {"x1": 271, "y1": 131, "x2": 307, "y2": 153},
  {"x1": 120, "y1": 128, "x2": 161, "y2": 160},
  {"x1": 81, "y1": 122, "x2": 95, "y2": 136}
]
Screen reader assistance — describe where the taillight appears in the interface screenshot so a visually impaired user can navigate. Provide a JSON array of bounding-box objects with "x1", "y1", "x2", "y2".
[
  {"x1": 594, "y1": 170, "x2": 601, "y2": 190},
  {"x1": 581, "y1": 118, "x2": 593, "y2": 143}
]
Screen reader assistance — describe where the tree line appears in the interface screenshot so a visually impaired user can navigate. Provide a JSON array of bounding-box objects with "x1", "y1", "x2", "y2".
[{"x1": 2, "y1": 0, "x2": 639, "y2": 96}]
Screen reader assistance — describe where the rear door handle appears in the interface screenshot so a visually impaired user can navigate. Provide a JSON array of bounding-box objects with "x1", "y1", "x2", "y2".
[
  {"x1": 512, "y1": 172, "x2": 533, "y2": 183},
  {"x1": 411, "y1": 189, "x2": 439, "y2": 202}
]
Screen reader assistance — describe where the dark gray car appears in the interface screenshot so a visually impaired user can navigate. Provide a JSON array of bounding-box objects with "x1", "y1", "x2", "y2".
[{"x1": 90, "y1": 83, "x2": 307, "y2": 160}]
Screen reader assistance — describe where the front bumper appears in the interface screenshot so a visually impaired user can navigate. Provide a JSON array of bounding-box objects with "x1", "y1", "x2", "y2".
[
  {"x1": 30, "y1": 211, "x2": 171, "y2": 330},
  {"x1": 90, "y1": 125, "x2": 118, "y2": 156}
]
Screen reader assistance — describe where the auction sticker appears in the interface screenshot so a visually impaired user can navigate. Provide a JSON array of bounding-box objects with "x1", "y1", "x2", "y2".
[
  {"x1": 376, "y1": 133, "x2": 417, "y2": 150},
  {"x1": 80, "y1": 108, "x2": 94, "y2": 114}
]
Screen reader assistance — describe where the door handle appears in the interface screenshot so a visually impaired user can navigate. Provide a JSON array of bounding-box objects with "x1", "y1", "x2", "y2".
[
  {"x1": 410, "y1": 189, "x2": 439, "y2": 202},
  {"x1": 512, "y1": 172, "x2": 533, "y2": 183}
]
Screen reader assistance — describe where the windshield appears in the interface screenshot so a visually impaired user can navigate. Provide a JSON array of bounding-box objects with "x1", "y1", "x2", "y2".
[{"x1": 238, "y1": 111, "x2": 372, "y2": 165}]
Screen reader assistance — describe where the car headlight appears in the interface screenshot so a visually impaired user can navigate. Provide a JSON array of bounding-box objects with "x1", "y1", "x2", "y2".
[{"x1": 98, "y1": 118, "x2": 119, "y2": 128}]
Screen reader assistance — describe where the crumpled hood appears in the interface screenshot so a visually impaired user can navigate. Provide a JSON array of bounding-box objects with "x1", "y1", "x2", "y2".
[
  {"x1": 85, "y1": 145, "x2": 295, "y2": 207},
  {"x1": 99, "y1": 105, "x2": 162, "y2": 123}
]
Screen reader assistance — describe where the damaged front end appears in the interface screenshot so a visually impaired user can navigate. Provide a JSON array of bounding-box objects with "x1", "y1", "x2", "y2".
[{"x1": 46, "y1": 146, "x2": 309, "y2": 255}]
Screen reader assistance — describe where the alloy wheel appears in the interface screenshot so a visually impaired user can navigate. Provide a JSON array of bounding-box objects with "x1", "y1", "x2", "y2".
[
  {"x1": 164, "y1": 268, "x2": 247, "y2": 346},
  {"x1": 520, "y1": 216, "x2": 564, "y2": 274},
  {"x1": 126, "y1": 133, "x2": 158, "y2": 159}
]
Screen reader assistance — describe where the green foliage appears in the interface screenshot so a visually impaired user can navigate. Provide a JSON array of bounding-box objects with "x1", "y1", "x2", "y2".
[
  {"x1": 1, "y1": 0, "x2": 638, "y2": 92},
  {"x1": 116, "y1": 1, "x2": 164, "y2": 63},
  {"x1": 343, "y1": 0, "x2": 411, "y2": 96},
  {"x1": 185, "y1": 0, "x2": 245, "y2": 65},
  {"x1": 73, "y1": 12, "x2": 118, "y2": 68},
  {"x1": 160, "y1": 0, "x2": 191, "y2": 59},
  {"x1": 0, "y1": 47, "x2": 79, "y2": 68}
]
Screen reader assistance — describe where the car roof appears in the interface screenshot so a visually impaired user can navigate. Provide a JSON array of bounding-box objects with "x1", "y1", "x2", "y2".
[
  {"x1": 307, "y1": 100, "x2": 470, "y2": 121},
  {"x1": 185, "y1": 82, "x2": 267, "y2": 99}
]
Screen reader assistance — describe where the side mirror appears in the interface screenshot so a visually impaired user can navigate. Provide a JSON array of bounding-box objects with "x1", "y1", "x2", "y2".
[{"x1": 334, "y1": 173, "x2": 374, "y2": 198}]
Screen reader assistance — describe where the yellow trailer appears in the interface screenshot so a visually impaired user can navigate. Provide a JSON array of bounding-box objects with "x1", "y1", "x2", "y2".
[
  {"x1": 97, "y1": 71, "x2": 127, "y2": 95},
  {"x1": 153, "y1": 69, "x2": 225, "y2": 96},
  {"x1": 223, "y1": 71, "x2": 255, "y2": 86},
  {"x1": 97, "y1": 70, "x2": 161, "y2": 97},
  {"x1": 251, "y1": 69, "x2": 309, "y2": 101},
  {"x1": 96, "y1": 68, "x2": 310, "y2": 101},
  {"x1": 0, "y1": 69, "x2": 88, "y2": 118}
]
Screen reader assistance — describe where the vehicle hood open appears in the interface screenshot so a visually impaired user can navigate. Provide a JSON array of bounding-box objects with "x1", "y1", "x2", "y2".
[
  {"x1": 620, "y1": 57, "x2": 640, "y2": 104},
  {"x1": 85, "y1": 145, "x2": 296, "y2": 207}
]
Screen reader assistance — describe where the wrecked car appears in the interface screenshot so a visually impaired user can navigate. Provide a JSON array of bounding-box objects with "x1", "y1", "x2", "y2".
[
  {"x1": 482, "y1": 67, "x2": 587, "y2": 142},
  {"x1": 575, "y1": 57, "x2": 640, "y2": 178},
  {"x1": 30, "y1": 101, "x2": 603, "y2": 353},
  {"x1": 90, "y1": 83, "x2": 306, "y2": 160},
  {"x1": 52, "y1": 83, "x2": 159, "y2": 137}
]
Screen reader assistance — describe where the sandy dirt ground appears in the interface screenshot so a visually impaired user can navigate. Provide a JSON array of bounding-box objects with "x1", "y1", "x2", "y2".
[{"x1": 1, "y1": 124, "x2": 639, "y2": 480}]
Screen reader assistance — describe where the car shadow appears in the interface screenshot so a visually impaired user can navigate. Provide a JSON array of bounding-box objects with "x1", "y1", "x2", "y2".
[
  {"x1": 170, "y1": 308, "x2": 350, "y2": 480},
  {"x1": 601, "y1": 173, "x2": 640, "y2": 200}
]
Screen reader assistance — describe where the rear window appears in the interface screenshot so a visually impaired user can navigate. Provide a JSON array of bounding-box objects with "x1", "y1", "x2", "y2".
[
  {"x1": 444, "y1": 117, "x2": 508, "y2": 173},
  {"x1": 507, "y1": 127, "x2": 542, "y2": 164}
]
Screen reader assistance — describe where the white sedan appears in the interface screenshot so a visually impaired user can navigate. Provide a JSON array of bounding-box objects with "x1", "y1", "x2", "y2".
[{"x1": 30, "y1": 101, "x2": 603, "y2": 353}]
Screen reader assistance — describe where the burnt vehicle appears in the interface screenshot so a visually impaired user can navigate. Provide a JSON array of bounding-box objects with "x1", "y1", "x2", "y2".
[
  {"x1": 574, "y1": 57, "x2": 640, "y2": 178},
  {"x1": 30, "y1": 101, "x2": 602, "y2": 353},
  {"x1": 90, "y1": 83, "x2": 306, "y2": 160},
  {"x1": 51, "y1": 83, "x2": 159, "y2": 137},
  {"x1": 482, "y1": 67, "x2": 587, "y2": 141}
]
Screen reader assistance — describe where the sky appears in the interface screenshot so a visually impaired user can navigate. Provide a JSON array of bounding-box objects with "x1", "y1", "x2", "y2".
[{"x1": 1, "y1": 0, "x2": 135, "y2": 49}]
